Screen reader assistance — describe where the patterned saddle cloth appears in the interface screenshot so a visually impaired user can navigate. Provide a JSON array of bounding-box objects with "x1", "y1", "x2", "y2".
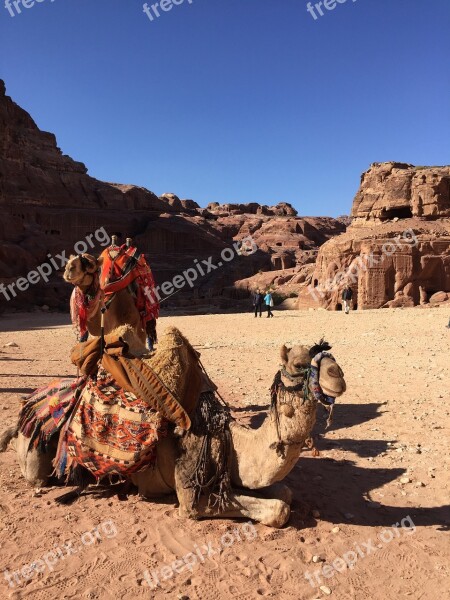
[
  {"x1": 19, "y1": 368, "x2": 168, "y2": 482},
  {"x1": 58, "y1": 366, "x2": 168, "y2": 480},
  {"x1": 18, "y1": 328, "x2": 214, "y2": 483}
]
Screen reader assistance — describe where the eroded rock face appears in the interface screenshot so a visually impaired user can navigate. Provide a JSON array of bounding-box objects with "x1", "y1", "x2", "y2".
[
  {"x1": 301, "y1": 222, "x2": 450, "y2": 309},
  {"x1": 352, "y1": 162, "x2": 450, "y2": 223},
  {"x1": 206, "y1": 201, "x2": 298, "y2": 217},
  {"x1": 0, "y1": 80, "x2": 344, "y2": 312},
  {"x1": 296, "y1": 162, "x2": 450, "y2": 311}
]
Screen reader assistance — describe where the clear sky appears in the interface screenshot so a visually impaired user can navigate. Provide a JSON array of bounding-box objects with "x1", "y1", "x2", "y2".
[{"x1": 0, "y1": 0, "x2": 449, "y2": 216}]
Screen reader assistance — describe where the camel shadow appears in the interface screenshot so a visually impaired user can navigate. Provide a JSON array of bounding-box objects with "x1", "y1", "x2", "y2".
[
  {"x1": 234, "y1": 402, "x2": 387, "y2": 433},
  {"x1": 325, "y1": 402, "x2": 386, "y2": 431},
  {"x1": 0, "y1": 312, "x2": 71, "y2": 332},
  {"x1": 320, "y1": 438, "x2": 394, "y2": 458},
  {"x1": 286, "y1": 458, "x2": 450, "y2": 531}
]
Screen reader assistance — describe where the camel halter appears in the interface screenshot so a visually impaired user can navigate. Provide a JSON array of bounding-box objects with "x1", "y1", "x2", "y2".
[
  {"x1": 270, "y1": 361, "x2": 335, "y2": 458},
  {"x1": 270, "y1": 367, "x2": 310, "y2": 408}
]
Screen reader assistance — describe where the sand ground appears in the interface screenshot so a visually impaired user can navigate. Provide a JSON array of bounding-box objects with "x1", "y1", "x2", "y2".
[{"x1": 0, "y1": 308, "x2": 449, "y2": 600}]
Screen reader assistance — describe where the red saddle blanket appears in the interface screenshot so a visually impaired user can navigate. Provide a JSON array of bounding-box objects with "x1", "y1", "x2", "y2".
[{"x1": 99, "y1": 244, "x2": 160, "y2": 325}]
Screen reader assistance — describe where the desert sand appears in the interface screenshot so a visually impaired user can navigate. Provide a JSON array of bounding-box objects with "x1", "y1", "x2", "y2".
[{"x1": 0, "y1": 308, "x2": 449, "y2": 600}]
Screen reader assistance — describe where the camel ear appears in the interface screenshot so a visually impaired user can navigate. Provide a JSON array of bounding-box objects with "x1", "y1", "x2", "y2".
[
  {"x1": 280, "y1": 345, "x2": 290, "y2": 364},
  {"x1": 81, "y1": 253, "x2": 98, "y2": 273}
]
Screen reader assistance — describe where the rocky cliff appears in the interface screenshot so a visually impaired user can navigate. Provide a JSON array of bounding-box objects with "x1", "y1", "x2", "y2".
[
  {"x1": 296, "y1": 162, "x2": 450, "y2": 311},
  {"x1": 0, "y1": 80, "x2": 345, "y2": 312},
  {"x1": 352, "y1": 162, "x2": 450, "y2": 223}
]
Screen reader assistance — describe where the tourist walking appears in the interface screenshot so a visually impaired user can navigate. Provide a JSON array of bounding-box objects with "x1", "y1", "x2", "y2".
[
  {"x1": 264, "y1": 290, "x2": 274, "y2": 318},
  {"x1": 342, "y1": 285, "x2": 353, "y2": 314},
  {"x1": 253, "y1": 289, "x2": 264, "y2": 317}
]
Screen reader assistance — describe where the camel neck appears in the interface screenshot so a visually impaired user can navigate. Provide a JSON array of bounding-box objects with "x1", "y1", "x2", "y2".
[{"x1": 79, "y1": 273, "x2": 98, "y2": 296}]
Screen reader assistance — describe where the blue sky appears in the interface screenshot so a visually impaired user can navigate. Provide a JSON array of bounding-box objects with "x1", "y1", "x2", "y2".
[{"x1": 0, "y1": 0, "x2": 449, "y2": 216}]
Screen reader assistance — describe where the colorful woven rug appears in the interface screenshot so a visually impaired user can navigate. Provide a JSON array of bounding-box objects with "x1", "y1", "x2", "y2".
[
  {"x1": 60, "y1": 366, "x2": 168, "y2": 480},
  {"x1": 18, "y1": 377, "x2": 85, "y2": 452}
]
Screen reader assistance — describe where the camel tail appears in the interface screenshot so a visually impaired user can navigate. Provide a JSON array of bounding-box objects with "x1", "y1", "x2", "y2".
[{"x1": 0, "y1": 425, "x2": 19, "y2": 452}]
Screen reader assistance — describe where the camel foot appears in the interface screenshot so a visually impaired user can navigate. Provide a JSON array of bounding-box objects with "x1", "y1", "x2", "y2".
[{"x1": 179, "y1": 492, "x2": 291, "y2": 528}]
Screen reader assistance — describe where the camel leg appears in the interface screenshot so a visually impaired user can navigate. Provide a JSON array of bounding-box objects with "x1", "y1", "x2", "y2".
[
  {"x1": 0, "y1": 426, "x2": 18, "y2": 452},
  {"x1": 178, "y1": 491, "x2": 290, "y2": 528},
  {"x1": 15, "y1": 432, "x2": 56, "y2": 487},
  {"x1": 243, "y1": 483, "x2": 293, "y2": 505}
]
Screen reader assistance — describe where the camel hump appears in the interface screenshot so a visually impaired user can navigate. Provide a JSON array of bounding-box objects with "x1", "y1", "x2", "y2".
[
  {"x1": 163, "y1": 326, "x2": 184, "y2": 338},
  {"x1": 319, "y1": 357, "x2": 346, "y2": 398},
  {"x1": 159, "y1": 327, "x2": 195, "y2": 353}
]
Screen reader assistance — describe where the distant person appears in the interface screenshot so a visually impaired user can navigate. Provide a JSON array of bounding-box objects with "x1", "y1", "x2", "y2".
[
  {"x1": 264, "y1": 290, "x2": 274, "y2": 318},
  {"x1": 342, "y1": 285, "x2": 353, "y2": 314},
  {"x1": 253, "y1": 289, "x2": 264, "y2": 317}
]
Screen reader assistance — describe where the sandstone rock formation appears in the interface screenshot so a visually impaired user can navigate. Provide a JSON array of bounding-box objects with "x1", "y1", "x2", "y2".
[
  {"x1": 352, "y1": 162, "x2": 450, "y2": 223},
  {"x1": 0, "y1": 80, "x2": 344, "y2": 312},
  {"x1": 296, "y1": 162, "x2": 450, "y2": 311},
  {"x1": 2, "y1": 82, "x2": 448, "y2": 315},
  {"x1": 207, "y1": 201, "x2": 298, "y2": 217}
]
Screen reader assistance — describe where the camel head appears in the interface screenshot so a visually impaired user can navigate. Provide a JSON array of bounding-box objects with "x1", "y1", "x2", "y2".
[
  {"x1": 279, "y1": 339, "x2": 345, "y2": 404},
  {"x1": 274, "y1": 345, "x2": 310, "y2": 426},
  {"x1": 63, "y1": 254, "x2": 99, "y2": 287},
  {"x1": 280, "y1": 344, "x2": 311, "y2": 378},
  {"x1": 274, "y1": 341, "x2": 345, "y2": 445}
]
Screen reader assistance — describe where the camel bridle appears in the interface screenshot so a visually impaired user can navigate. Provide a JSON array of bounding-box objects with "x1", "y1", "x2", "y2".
[
  {"x1": 269, "y1": 366, "x2": 311, "y2": 458},
  {"x1": 271, "y1": 366, "x2": 310, "y2": 406},
  {"x1": 270, "y1": 359, "x2": 335, "y2": 458}
]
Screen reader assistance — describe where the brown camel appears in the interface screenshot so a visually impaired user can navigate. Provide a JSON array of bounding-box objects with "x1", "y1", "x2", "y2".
[
  {"x1": 0, "y1": 327, "x2": 346, "y2": 528},
  {"x1": 63, "y1": 254, "x2": 156, "y2": 345}
]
